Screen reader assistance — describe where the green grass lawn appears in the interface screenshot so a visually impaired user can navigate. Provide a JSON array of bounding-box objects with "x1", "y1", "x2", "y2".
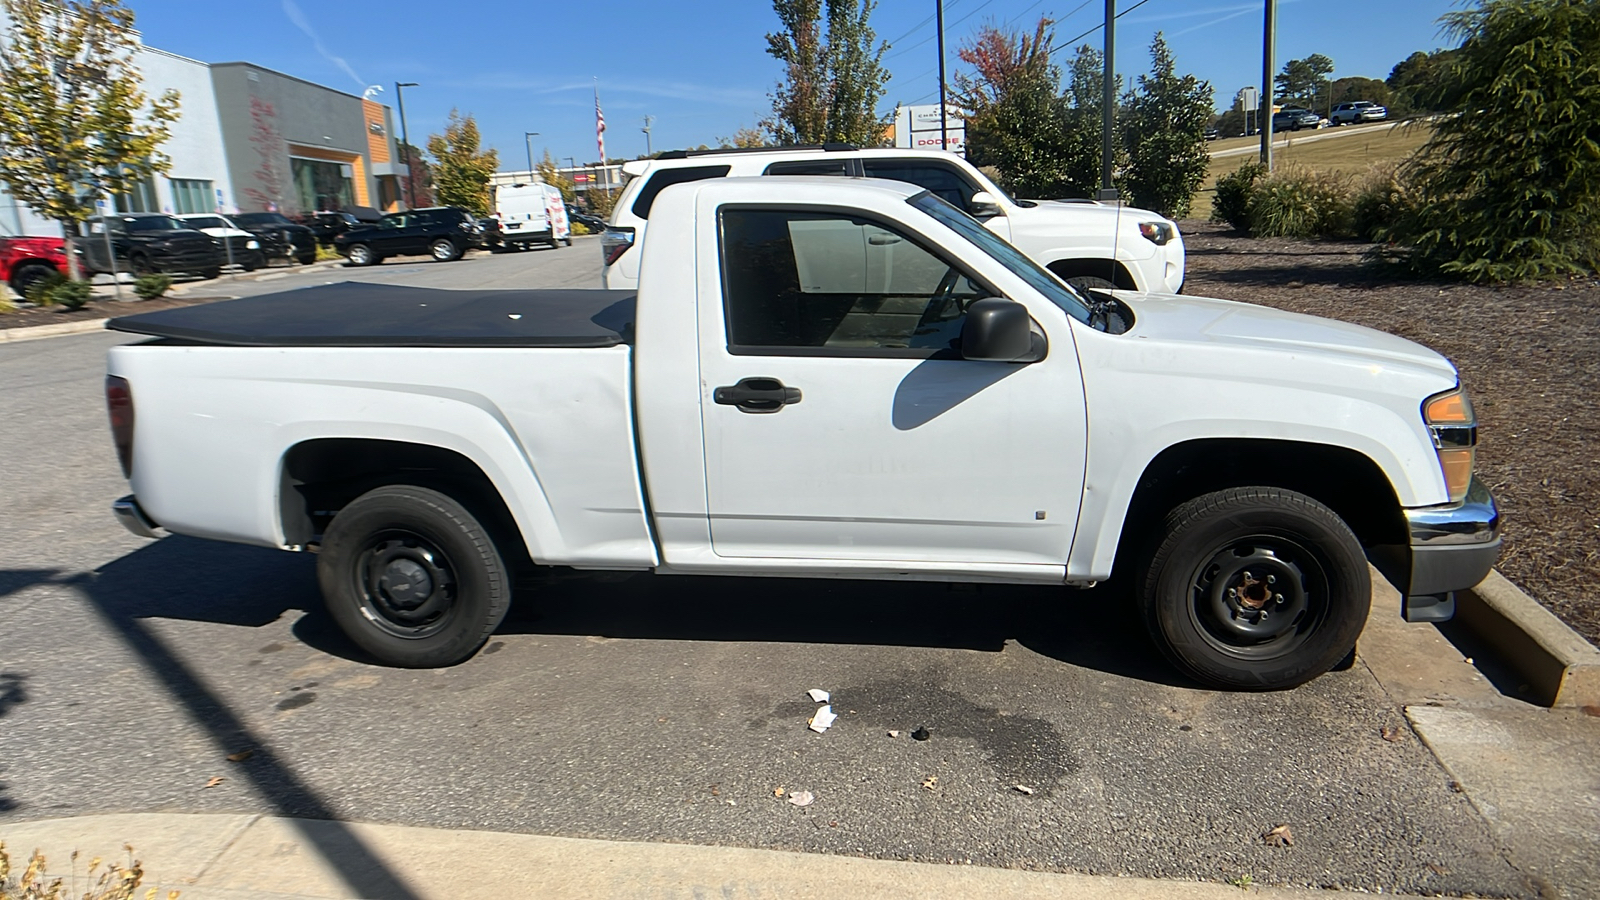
[{"x1": 1188, "y1": 123, "x2": 1434, "y2": 221}]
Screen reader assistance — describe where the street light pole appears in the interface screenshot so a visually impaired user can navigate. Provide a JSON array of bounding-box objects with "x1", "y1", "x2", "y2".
[
  {"x1": 1099, "y1": 0, "x2": 1117, "y2": 200},
  {"x1": 642, "y1": 115, "x2": 654, "y2": 156},
  {"x1": 524, "y1": 132, "x2": 540, "y2": 182},
  {"x1": 395, "y1": 81, "x2": 418, "y2": 208},
  {"x1": 935, "y1": 0, "x2": 948, "y2": 152}
]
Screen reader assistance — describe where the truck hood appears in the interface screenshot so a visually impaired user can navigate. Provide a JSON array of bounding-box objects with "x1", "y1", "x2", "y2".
[
  {"x1": 1014, "y1": 199, "x2": 1169, "y2": 227},
  {"x1": 1110, "y1": 289, "x2": 1458, "y2": 381}
]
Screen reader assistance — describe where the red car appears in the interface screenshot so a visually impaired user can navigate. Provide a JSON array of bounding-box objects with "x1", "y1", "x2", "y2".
[{"x1": 1, "y1": 235, "x2": 69, "y2": 297}]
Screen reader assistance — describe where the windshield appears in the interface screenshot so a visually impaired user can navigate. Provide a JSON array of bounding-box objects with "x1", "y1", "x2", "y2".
[
  {"x1": 909, "y1": 191, "x2": 1092, "y2": 325},
  {"x1": 125, "y1": 216, "x2": 184, "y2": 232},
  {"x1": 185, "y1": 217, "x2": 226, "y2": 229},
  {"x1": 235, "y1": 213, "x2": 291, "y2": 226}
]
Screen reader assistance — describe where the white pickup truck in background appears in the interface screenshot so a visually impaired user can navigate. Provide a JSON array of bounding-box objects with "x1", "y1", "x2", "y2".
[{"x1": 104, "y1": 176, "x2": 1499, "y2": 691}]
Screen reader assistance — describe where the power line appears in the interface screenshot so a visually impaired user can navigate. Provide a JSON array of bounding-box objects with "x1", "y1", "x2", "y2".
[{"x1": 1050, "y1": 0, "x2": 1155, "y2": 52}]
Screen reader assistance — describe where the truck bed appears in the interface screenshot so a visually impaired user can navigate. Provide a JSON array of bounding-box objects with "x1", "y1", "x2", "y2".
[{"x1": 107, "y1": 282, "x2": 636, "y2": 348}]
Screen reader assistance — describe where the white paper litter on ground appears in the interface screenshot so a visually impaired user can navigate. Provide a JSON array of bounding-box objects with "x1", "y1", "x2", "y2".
[
  {"x1": 806, "y1": 689, "x2": 830, "y2": 703},
  {"x1": 808, "y1": 705, "x2": 838, "y2": 733},
  {"x1": 787, "y1": 790, "x2": 815, "y2": 807}
]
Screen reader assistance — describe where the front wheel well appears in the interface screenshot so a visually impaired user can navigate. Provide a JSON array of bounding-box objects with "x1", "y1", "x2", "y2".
[
  {"x1": 280, "y1": 438, "x2": 531, "y2": 570},
  {"x1": 1112, "y1": 438, "x2": 1408, "y2": 578},
  {"x1": 1047, "y1": 257, "x2": 1137, "y2": 290}
]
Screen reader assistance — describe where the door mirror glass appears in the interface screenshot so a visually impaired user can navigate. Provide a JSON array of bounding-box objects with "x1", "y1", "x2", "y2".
[
  {"x1": 961, "y1": 298, "x2": 1040, "y2": 362},
  {"x1": 969, "y1": 191, "x2": 1003, "y2": 218}
]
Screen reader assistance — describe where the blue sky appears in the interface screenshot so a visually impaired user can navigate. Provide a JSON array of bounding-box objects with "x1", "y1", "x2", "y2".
[{"x1": 133, "y1": 0, "x2": 1463, "y2": 171}]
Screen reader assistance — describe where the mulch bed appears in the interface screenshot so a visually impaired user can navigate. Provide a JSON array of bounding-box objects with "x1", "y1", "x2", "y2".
[
  {"x1": 0, "y1": 291, "x2": 229, "y2": 331},
  {"x1": 1179, "y1": 220, "x2": 1600, "y2": 646}
]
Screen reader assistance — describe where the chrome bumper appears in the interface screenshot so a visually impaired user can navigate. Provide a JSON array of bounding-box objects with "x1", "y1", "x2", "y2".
[
  {"x1": 1397, "y1": 477, "x2": 1501, "y2": 622},
  {"x1": 112, "y1": 495, "x2": 162, "y2": 539}
]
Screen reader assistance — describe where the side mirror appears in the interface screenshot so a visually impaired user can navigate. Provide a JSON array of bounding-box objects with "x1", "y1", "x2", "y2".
[
  {"x1": 968, "y1": 191, "x2": 1003, "y2": 218},
  {"x1": 962, "y1": 298, "x2": 1041, "y2": 363}
]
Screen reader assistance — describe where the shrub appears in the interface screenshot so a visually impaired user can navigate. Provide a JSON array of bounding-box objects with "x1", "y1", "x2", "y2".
[
  {"x1": 569, "y1": 221, "x2": 592, "y2": 237},
  {"x1": 1211, "y1": 161, "x2": 1266, "y2": 231},
  {"x1": 1247, "y1": 166, "x2": 1354, "y2": 239},
  {"x1": 0, "y1": 842, "x2": 156, "y2": 900},
  {"x1": 1350, "y1": 164, "x2": 1417, "y2": 243},
  {"x1": 133, "y1": 274, "x2": 172, "y2": 300},
  {"x1": 0, "y1": 285, "x2": 14, "y2": 314},
  {"x1": 47, "y1": 279, "x2": 94, "y2": 310},
  {"x1": 24, "y1": 270, "x2": 68, "y2": 305}
]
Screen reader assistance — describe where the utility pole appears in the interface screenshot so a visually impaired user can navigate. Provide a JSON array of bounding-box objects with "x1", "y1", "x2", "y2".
[
  {"x1": 1260, "y1": 0, "x2": 1276, "y2": 170},
  {"x1": 1099, "y1": 0, "x2": 1117, "y2": 200},
  {"x1": 642, "y1": 115, "x2": 655, "y2": 156},
  {"x1": 524, "y1": 131, "x2": 539, "y2": 182},
  {"x1": 935, "y1": 0, "x2": 948, "y2": 152},
  {"x1": 395, "y1": 81, "x2": 418, "y2": 208}
]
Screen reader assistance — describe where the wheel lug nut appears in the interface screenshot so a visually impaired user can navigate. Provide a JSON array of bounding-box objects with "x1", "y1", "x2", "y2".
[
  {"x1": 1227, "y1": 588, "x2": 1238, "y2": 598},
  {"x1": 1242, "y1": 571, "x2": 1252, "y2": 581},
  {"x1": 1266, "y1": 575, "x2": 1276, "y2": 584}
]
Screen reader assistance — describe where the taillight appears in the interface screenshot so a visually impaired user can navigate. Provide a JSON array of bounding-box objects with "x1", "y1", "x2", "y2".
[
  {"x1": 601, "y1": 227, "x2": 635, "y2": 266},
  {"x1": 106, "y1": 375, "x2": 134, "y2": 478}
]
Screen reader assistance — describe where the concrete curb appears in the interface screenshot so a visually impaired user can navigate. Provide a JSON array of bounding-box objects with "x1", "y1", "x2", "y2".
[
  {"x1": 1459, "y1": 570, "x2": 1600, "y2": 708},
  {"x1": 0, "y1": 317, "x2": 109, "y2": 343},
  {"x1": 1, "y1": 812, "x2": 1328, "y2": 900}
]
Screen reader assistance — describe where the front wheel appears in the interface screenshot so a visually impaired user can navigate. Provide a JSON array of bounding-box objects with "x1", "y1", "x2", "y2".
[
  {"x1": 1138, "y1": 487, "x2": 1369, "y2": 691},
  {"x1": 318, "y1": 485, "x2": 510, "y2": 668},
  {"x1": 430, "y1": 238, "x2": 461, "y2": 262},
  {"x1": 297, "y1": 251, "x2": 316, "y2": 265},
  {"x1": 346, "y1": 244, "x2": 377, "y2": 266},
  {"x1": 200, "y1": 267, "x2": 222, "y2": 280}
]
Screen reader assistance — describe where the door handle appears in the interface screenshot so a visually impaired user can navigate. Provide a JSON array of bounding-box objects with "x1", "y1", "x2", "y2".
[{"x1": 713, "y1": 377, "x2": 802, "y2": 414}]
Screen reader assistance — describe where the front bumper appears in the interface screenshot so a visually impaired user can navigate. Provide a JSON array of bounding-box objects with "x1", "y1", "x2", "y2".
[{"x1": 1397, "y1": 477, "x2": 1501, "y2": 622}]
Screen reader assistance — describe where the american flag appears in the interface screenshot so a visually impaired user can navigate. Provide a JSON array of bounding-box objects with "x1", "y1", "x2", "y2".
[{"x1": 594, "y1": 83, "x2": 607, "y2": 161}]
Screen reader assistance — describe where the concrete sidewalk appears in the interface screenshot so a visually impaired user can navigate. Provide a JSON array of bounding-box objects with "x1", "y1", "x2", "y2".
[{"x1": 2, "y1": 813, "x2": 1330, "y2": 900}]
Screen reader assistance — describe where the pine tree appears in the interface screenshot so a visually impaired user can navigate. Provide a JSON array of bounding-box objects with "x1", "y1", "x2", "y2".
[
  {"x1": 0, "y1": 0, "x2": 180, "y2": 278},
  {"x1": 764, "y1": 0, "x2": 889, "y2": 145},
  {"x1": 1118, "y1": 33, "x2": 1213, "y2": 218},
  {"x1": 425, "y1": 110, "x2": 497, "y2": 217}
]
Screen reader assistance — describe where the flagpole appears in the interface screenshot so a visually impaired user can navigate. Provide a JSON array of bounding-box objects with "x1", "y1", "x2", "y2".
[{"x1": 594, "y1": 78, "x2": 608, "y2": 197}]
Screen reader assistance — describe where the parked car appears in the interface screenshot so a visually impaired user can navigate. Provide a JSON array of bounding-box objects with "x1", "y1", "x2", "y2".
[
  {"x1": 1203, "y1": 125, "x2": 1220, "y2": 141},
  {"x1": 477, "y1": 217, "x2": 504, "y2": 250},
  {"x1": 79, "y1": 214, "x2": 225, "y2": 279},
  {"x1": 0, "y1": 235, "x2": 68, "y2": 296},
  {"x1": 567, "y1": 205, "x2": 606, "y2": 233},
  {"x1": 1271, "y1": 107, "x2": 1322, "y2": 132},
  {"x1": 297, "y1": 211, "x2": 362, "y2": 247},
  {"x1": 175, "y1": 214, "x2": 265, "y2": 271},
  {"x1": 601, "y1": 145, "x2": 1185, "y2": 295},
  {"x1": 1330, "y1": 101, "x2": 1388, "y2": 125},
  {"x1": 104, "y1": 176, "x2": 1498, "y2": 690},
  {"x1": 333, "y1": 207, "x2": 482, "y2": 266},
  {"x1": 494, "y1": 182, "x2": 571, "y2": 251},
  {"x1": 230, "y1": 212, "x2": 318, "y2": 265}
]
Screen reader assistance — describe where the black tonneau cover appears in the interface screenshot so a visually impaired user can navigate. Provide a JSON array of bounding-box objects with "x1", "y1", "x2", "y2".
[{"x1": 107, "y1": 282, "x2": 636, "y2": 348}]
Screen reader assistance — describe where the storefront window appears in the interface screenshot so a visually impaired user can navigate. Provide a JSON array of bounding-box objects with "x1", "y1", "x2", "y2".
[
  {"x1": 170, "y1": 178, "x2": 214, "y2": 215},
  {"x1": 291, "y1": 158, "x2": 355, "y2": 213},
  {"x1": 115, "y1": 173, "x2": 160, "y2": 213}
]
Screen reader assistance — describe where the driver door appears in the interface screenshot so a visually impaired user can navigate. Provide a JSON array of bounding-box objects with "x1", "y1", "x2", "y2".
[{"x1": 697, "y1": 204, "x2": 1087, "y2": 567}]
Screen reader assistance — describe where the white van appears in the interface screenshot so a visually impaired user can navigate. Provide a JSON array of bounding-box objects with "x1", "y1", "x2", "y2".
[{"x1": 494, "y1": 181, "x2": 571, "y2": 250}]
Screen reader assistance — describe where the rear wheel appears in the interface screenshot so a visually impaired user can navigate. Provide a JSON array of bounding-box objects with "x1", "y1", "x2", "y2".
[
  {"x1": 8, "y1": 263, "x2": 56, "y2": 298},
  {"x1": 346, "y1": 244, "x2": 377, "y2": 266},
  {"x1": 318, "y1": 485, "x2": 510, "y2": 668},
  {"x1": 129, "y1": 253, "x2": 155, "y2": 276},
  {"x1": 563, "y1": 236, "x2": 573, "y2": 247},
  {"x1": 1138, "y1": 487, "x2": 1368, "y2": 691},
  {"x1": 200, "y1": 267, "x2": 222, "y2": 280},
  {"x1": 430, "y1": 238, "x2": 461, "y2": 262}
]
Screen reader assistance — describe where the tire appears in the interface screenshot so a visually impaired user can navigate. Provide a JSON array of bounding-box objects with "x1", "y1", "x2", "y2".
[
  {"x1": 200, "y1": 267, "x2": 222, "y2": 280},
  {"x1": 8, "y1": 263, "x2": 56, "y2": 298},
  {"x1": 129, "y1": 253, "x2": 155, "y2": 276},
  {"x1": 548, "y1": 235, "x2": 561, "y2": 250},
  {"x1": 1064, "y1": 275, "x2": 1118, "y2": 294},
  {"x1": 297, "y1": 251, "x2": 316, "y2": 266},
  {"x1": 563, "y1": 236, "x2": 573, "y2": 247},
  {"x1": 318, "y1": 485, "x2": 510, "y2": 668},
  {"x1": 346, "y1": 244, "x2": 377, "y2": 266},
  {"x1": 1138, "y1": 487, "x2": 1369, "y2": 691},
  {"x1": 430, "y1": 238, "x2": 461, "y2": 262},
  {"x1": 241, "y1": 252, "x2": 265, "y2": 272}
]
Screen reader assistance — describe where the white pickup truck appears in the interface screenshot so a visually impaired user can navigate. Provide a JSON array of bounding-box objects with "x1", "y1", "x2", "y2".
[{"x1": 104, "y1": 177, "x2": 1499, "y2": 691}]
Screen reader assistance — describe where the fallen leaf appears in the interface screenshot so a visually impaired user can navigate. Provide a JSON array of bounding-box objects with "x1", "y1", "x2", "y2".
[
  {"x1": 921, "y1": 775, "x2": 938, "y2": 791},
  {"x1": 1013, "y1": 785, "x2": 1035, "y2": 795},
  {"x1": 1581, "y1": 705, "x2": 1600, "y2": 718},
  {"x1": 1448, "y1": 780, "x2": 1464, "y2": 793},
  {"x1": 1380, "y1": 727, "x2": 1402, "y2": 742},
  {"x1": 204, "y1": 777, "x2": 225, "y2": 789},
  {"x1": 1262, "y1": 824, "x2": 1294, "y2": 847},
  {"x1": 774, "y1": 787, "x2": 785, "y2": 797},
  {"x1": 787, "y1": 790, "x2": 814, "y2": 807},
  {"x1": 226, "y1": 750, "x2": 255, "y2": 762}
]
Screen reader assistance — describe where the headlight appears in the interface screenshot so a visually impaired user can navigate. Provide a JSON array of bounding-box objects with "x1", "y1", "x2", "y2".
[
  {"x1": 1138, "y1": 221, "x2": 1175, "y2": 245},
  {"x1": 246, "y1": 240, "x2": 260, "y2": 250},
  {"x1": 1424, "y1": 387, "x2": 1477, "y2": 503}
]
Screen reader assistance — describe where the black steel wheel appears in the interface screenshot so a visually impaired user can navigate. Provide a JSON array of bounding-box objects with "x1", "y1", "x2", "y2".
[
  {"x1": 318, "y1": 485, "x2": 510, "y2": 667},
  {"x1": 1138, "y1": 487, "x2": 1368, "y2": 690}
]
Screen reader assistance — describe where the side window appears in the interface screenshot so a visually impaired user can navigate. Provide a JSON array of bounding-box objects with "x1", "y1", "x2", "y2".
[
  {"x1": 719, "y1": 208, "x2": 988, "y2": 356},
  {"x1": 862, "y1": 161, "x2": 978, "y2": 210},
  {"x1": 763, "y1": 160, "x2": 851, "y2": 176},
  {"x1": 632, "y1": 165, "x2": 732, "y2": 219},
  {"x1": 379, "y1": 215, "x2": 406, "y2": 230}
]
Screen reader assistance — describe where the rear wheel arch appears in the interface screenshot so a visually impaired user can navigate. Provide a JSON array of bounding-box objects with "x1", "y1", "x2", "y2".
[
  {"x1": 8, "y1": 260, "x2": 58, "y2": 294},
  {"x1": 280, "y1": 438, "x2": 534, "y2": 573},
  {"x1": 1047, "y1": 257, "x2": 1137, "y2": 290}
]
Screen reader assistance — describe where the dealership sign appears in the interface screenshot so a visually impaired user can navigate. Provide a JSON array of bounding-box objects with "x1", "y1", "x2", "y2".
[{"x1": 894, "y1": 104, "x2": 965, "y2": 154}]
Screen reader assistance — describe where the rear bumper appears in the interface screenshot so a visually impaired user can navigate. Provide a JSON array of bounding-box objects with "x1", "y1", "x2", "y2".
[
  {"x1": 1396, "y1": 477, "x2": 1501, "y2": 622},
  {"x1": 112, "y1": 494, "x2": 162, "y2": 539}
]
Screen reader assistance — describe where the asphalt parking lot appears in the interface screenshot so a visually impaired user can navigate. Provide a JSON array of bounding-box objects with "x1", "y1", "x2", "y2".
[{"x1": 0, "y1": 244, "x2": 1553, "y2": 896}]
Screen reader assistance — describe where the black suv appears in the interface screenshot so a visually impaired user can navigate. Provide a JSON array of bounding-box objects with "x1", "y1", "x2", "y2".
[
  {"x1": 334, "y1": 207, "x2": 482, "y2": 266},
  {"x1": 298, "y1": 211, "x2": 362, "y2": 247},
  {"x1": 230, "y1": 212, "x2": 318, "y2": 264},
  {"x1": 80, "y1": 214, "x2": 226, "y2": 279}
]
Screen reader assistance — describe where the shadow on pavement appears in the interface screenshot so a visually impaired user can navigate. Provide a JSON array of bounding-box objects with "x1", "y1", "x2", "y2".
[
  {"x1": 77, "y1": 538, "x2": 422, "y2": 900},
  {"x1": 0, "y1": 672, "x2": 24, "y2": 812}
]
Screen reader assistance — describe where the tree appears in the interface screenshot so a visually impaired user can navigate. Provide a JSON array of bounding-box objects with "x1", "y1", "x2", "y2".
[
  {"x1": 1379, "y1": 0, "x2": 1600, "y2": 281},
  {"x1": 1386, "y1": 48, "x2": 1459, "y2": 113},
  {"x1": 241, "y1": 97, "x2": 290, "y2": 212},
  {"x1": 764, "y1": 0, "x2": 890, "y2": 145},
  {"x1": 1329, "y1": 76, "x2": 1391, "y2": 109},
  {"x1": 425, "y1": 109, "x2": 497, "y2": 217},
  {"x1": 0, "y1": 0, "x2": 180, "y2": 278},
  {"x1": 1274, "y1": 53, "x2": 1334, "y2": 109},
  {"x1": 1118, "y1": 33, "x2": 1213, "y2": 218},
  {"x1": 717, "y1": 126, "x2": 769, "y2": 149},
  {"x1": 398, "y1": 142, "x2": 434, "y2": 208},
  {"x1": 535, "y1": 149, "x2": 573, "y2": 203}
]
